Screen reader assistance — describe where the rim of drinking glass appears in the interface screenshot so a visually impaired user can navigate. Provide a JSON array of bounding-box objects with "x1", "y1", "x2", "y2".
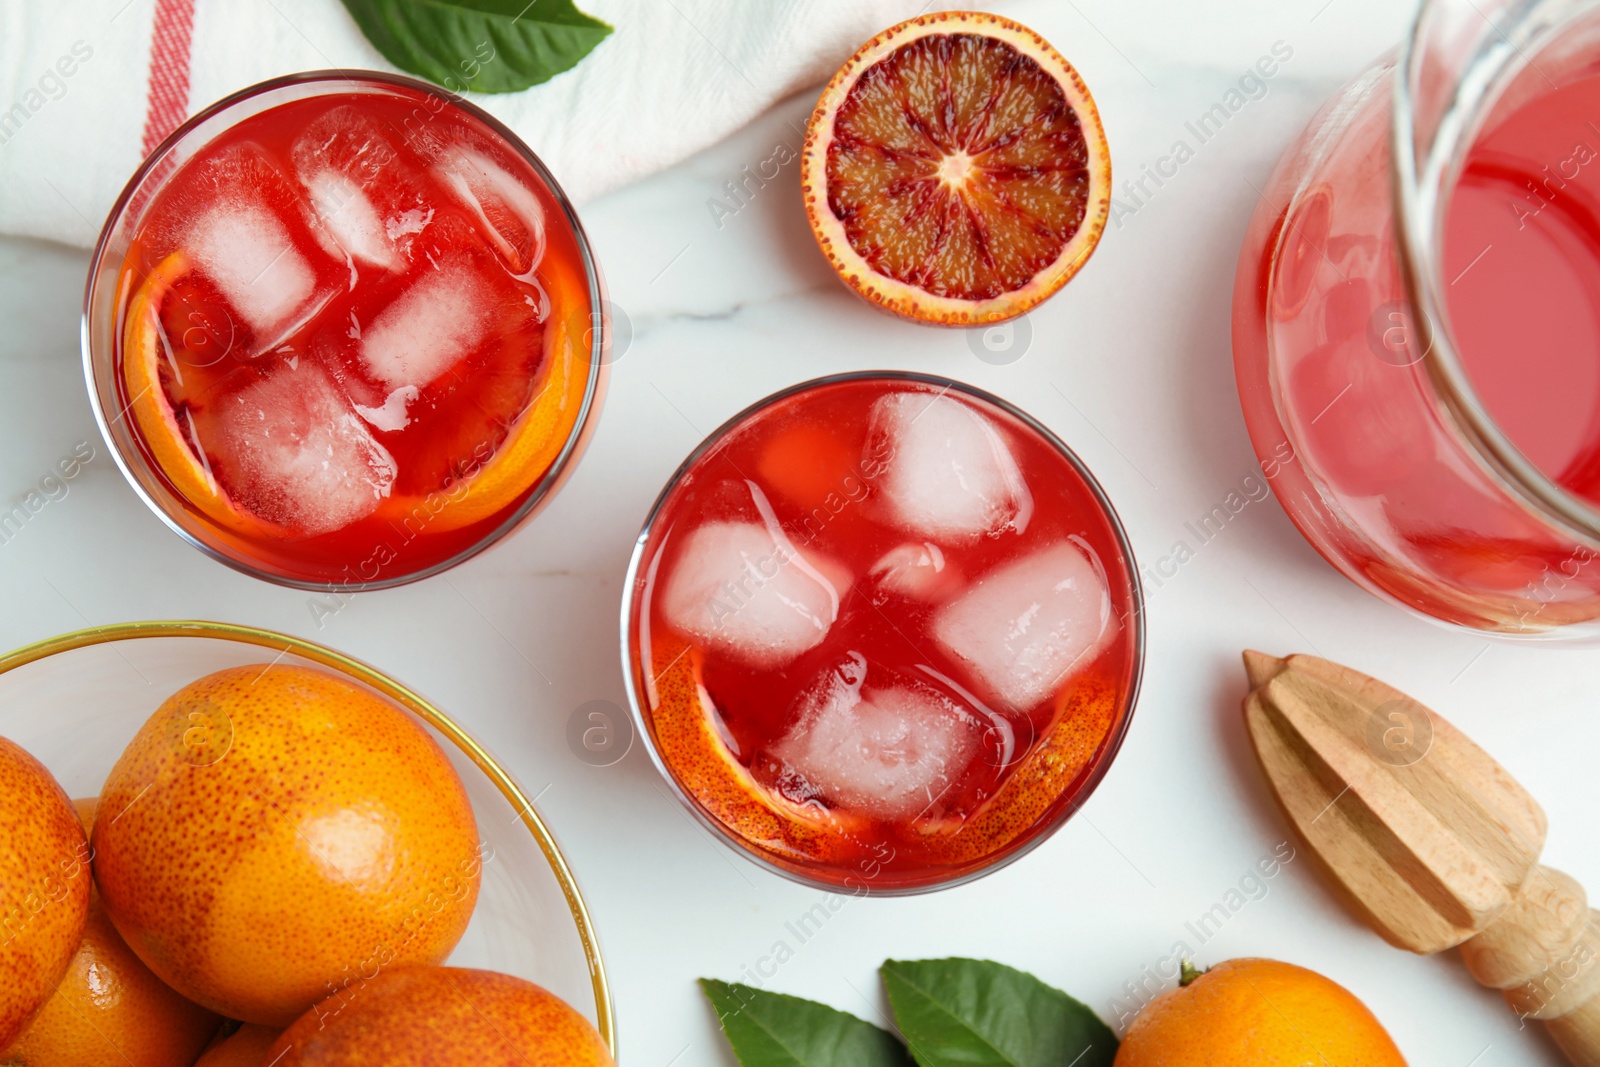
[
  {"x1": 0, "y1": 619, "x2": 615, "y2": 1052},
  {"x1": 81, "y1": 70, "x2": 609, "y2": 591},
  {"x1": 617, "y1": 370, "x2": 1146, "y2": 895},
  {"x1": 1393, "y1": 0, "x2": 1600, "y2": 546}
]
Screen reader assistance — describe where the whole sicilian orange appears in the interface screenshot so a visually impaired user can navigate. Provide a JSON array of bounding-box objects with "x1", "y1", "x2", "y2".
[
  {"x1": 194, "y1": 1024, "x2": 281, "y2": 1067},
  {"x1": 92, "y1": 665, "x2": 483, "y2": 1026},
  {"x1": 1114, "y1": 958, "x2": 1408, "y2": 1066},
  {"x1": 0, "y1": 738, "x2": 91, "y2": 1049},
  {"x1": 2, "y1": 799, "x2": 222, "y2": 1067},
  {"x1": 266, "y1": 967, "x2": 613, "y2": 1066}
]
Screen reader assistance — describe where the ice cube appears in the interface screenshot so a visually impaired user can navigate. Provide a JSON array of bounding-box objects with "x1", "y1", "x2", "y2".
[
  {"x1": 932, "y1": 541, "x2": 1114, "y2": 712},
  {"x1": 866, "y1": 391, "x2": 1033, "y2": 541},
  {"x1": 305, "y1": 170, "x2": 396, "y2": 271},
  {"x1": 209, "y1": 361, "x2": 397, "y2": 536},
  {"x1": 291, "y1": 105, "x2": 395, "y2": 183},
  {"x1": 869, "y1": 542, "x2": 959, "y2": 601},
  {"x1": 436, "y1": 146, "x2": 545, "y2": 274},
  {"x1": 185, "y1": 201, "x2": 326, "y2": 343},
  {"x1": 386, "y1": 208, "x2": 433, "y2": 240},
  {"x1": 659, "y1": 516, "x2": 842, "y2": 670},
  {"x1": 769, "y1": 658, "x2": 981, "y2": 819},
  {"x1": 360, "y1": 260, "x2": 493, "y2": 391},
  {"x1": 353, "y1": 385, "x2": 420, "y2": 433},
  {"x1": 292, "y1": 105, "x2": 431, "y2": 270},
  {"x1": 157, "y1": 144, "x2": 340, "y2": 355}
]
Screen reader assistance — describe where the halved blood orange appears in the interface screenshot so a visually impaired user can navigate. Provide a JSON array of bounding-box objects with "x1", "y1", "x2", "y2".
[
  {"x1": 121, "y1": 254, "x2": 280, "y2": 540},
  {"x1": 802, "y1": 12, "x2": 1110, "y2": 325},
  {"x1": 646, "y1": 636, "x2": 866, "y2": 865}
]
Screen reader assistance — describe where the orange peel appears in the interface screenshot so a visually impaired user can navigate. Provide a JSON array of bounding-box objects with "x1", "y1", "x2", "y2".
[
  {"x1": 915, "y1": 667, "x2": 1121, "y2": 865},
  {"x1": 645, "y1": 636, "x2": 867, "y2": 867},
  {"x1": 120, "y1": 255, "x2": 283, "y2": 540}
]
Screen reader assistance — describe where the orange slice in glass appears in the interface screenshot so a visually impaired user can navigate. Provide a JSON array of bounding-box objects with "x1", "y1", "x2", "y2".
[
  {"x1": 646, "y1": 636, "x2": 866, "y2": 866},
  {"x1": 916, "y1": 666, "x2": 1122, "y2": 865},
  {"x1": 379, "y1": 264, "x2": 593, "y2": 535},
  {"x1": 124, "y1": 253, "x2": 594, "y2": 544},
  {"x1": 121, "y1": 254, "x2": 280, "y2": 540},
  {"x1": 802, "y1": 12, "x2": 1110, "y2": 325}
]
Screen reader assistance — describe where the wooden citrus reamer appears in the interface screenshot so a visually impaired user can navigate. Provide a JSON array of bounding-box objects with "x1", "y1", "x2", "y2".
[{"x1": 1241, "y1": 650, "x2": 1600, "y2": 1066}]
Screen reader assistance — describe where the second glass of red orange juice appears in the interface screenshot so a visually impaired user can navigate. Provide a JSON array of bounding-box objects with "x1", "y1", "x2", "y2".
[{"x1": 623, "y1": 373, "x2": 1144, "y2": 893}]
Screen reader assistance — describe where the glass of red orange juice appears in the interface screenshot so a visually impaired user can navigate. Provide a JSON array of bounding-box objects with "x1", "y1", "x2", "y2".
[
  {"x1": 622, "y1": 373, "x2": 1145, "y2": 893},
  {"x1": 1235, "y1": 0, "x2": 1600, "y2": 636},
  {"x1": 84, "y1": 72, "x2": 607, "y2": 589}
]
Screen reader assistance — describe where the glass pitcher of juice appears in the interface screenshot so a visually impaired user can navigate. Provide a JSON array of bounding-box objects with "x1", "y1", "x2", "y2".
[{"x1": 1234, "y1": 0, "x2": 1600, "y2": 637}]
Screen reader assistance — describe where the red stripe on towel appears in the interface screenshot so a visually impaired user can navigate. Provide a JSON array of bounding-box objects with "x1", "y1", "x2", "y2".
[{"x1": 139, "y1": 0, "x2": 198, "y2": 158}]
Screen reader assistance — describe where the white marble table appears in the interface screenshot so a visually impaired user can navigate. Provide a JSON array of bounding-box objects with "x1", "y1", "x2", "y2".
[{"x1": 2, "y1": 0, "x2": 1595, "y2": 1063}]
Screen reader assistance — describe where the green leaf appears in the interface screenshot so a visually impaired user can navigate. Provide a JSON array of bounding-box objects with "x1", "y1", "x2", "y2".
[
  {"x1": 881, "y1": 958, "x2": 1117, "y2": 1067},
  {"x1": 340, "y1": 0, "x2": 613, "y2": 94},
  {"x1": 700, "y1": 979, "x2": 914, "y2": 1067}
]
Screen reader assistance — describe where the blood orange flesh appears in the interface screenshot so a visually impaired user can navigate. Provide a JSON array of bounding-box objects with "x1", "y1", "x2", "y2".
[{"x1": 803, "y1": 13, "x2": 1110, "y2": 324}]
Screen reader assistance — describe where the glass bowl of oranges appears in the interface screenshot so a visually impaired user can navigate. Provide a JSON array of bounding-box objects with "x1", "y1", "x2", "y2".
[{"x1": 0, "y1": 620, "x2": 613, "y2": 1061}]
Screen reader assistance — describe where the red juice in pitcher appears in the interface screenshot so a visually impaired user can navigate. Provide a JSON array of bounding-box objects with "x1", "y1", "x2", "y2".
[
  {"x1": 624, "y1": 375, "x2": 1143, "y2": 892},
  {"x1": 1232, "y1": 13, "x2": 1600, "y2": 635},
  {"x1": 1445, "y1": 74, "x2": 1600, "y2": 505}
]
